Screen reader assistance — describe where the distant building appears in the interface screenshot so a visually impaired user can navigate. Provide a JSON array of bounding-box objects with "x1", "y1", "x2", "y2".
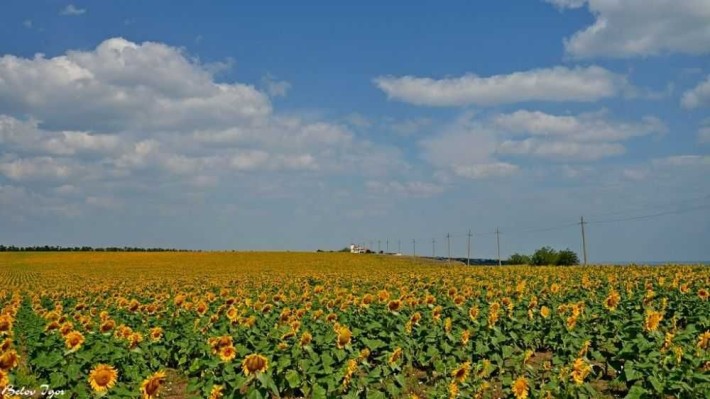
[{"x1": 350, "y1": 244, "x2": 368, "y2": 254}]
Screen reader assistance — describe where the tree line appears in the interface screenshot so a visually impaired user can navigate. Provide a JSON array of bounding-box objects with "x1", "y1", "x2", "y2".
[
  {"x1": 0, "y1": 245, "x2": 195, "y2": 252},
  {"x1": 508, "y1": 246, "x2": 580, "y2": 266}
]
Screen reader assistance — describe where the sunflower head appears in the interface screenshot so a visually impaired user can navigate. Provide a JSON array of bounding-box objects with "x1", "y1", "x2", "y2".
[
  {"x1": 208, "y1": 384, "x2": 224, "y2": 399},
  {"x1": 64, "y1": 331, "x2": 85, "y2": 351},
  {"x1": 452, "y1": 361, "x2": 471, "y2": 383},
  {"x1": 511, "y1": 376, "x2": 529, "y2": 399},
  {"x1": 0, "y1": 349, "x2": 19, "y2": 370},
  {"x1": 218, "y1": 345, "x2": 237, "y2": 362},
  {"x1": 140, "y1": 370, "x2": 166, "y2": 399},
  {"x1": 300, "y1": 331, "x2": 312, "y2": 347},
  {"x1": 644, "y1": 310, "x2": 663, "y2": 332},
  {"x1": 388, "y1": 347, "x2": 403, "y2": 365},
  {"x1": 88, "y1": 364, "x2": 118, "y2": 393},
  {"x1": 336, "y1": 326, "x2": 352, "y2": 349},
  {"x1": 242, "y1": 353, "x2": 269, "y2": 376}
]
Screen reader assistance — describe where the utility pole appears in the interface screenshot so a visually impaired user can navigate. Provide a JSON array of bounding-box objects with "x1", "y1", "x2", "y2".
[
  {"x1": 580, "y1": 216, "x2": 588, "y2": 266},
  {"x1": 412, "y1": 239, "x2": 416, "y2": 257},
  {"x1": 467, "y1": 229, "x2": 472, "y2": 266},
  {"x1": 446, "y1": 233, "x2": 451, "y2": 263},
  {"x1": 377, "y1": 240, "x2": 381, "y2": 252},
  {"x1": 496, "y1": 228, "x2": 501, "y2": 266},
  {"x1": 432, "y1": 238, "x2": 436, "y2": 257},
  {"x1": 369, "y1": 240, "x2": 373, "y2": 251},
  {"x1": 398, "y1": 240, "x2": 401, "y2": 254},
  {"x1": 386, "y1": 239, "x2": 389, "y2": 253}
]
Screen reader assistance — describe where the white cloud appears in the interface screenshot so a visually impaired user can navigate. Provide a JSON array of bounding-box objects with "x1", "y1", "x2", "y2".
[
  {"x1": 451, "y1": 163, "x2": 519, "y2": 179},
  {"x1": 550, "y1": 0, "x2": 710, "y2": 58},
  {"x1": 366, "y1": 180, "x2": 444, "y2": 197},
  {"x1": 417, "y1": 110, "x2": 664, "y2": 178},
  {"x1": 544, "y1": 0, "x2": 586, "y2": 8},
  {"x1": 23, "y1": 20, "x2": 32, "y2": 29},
  {"x1": 681, "y1": 75, "x2": 710, "y2": 109},
  {"x1": 0, "y1": 37, "x2": 271, "y2": 131},
  {"x1": 699, "y1": 126, "x2": 710, "y2": 144},
  {"x1": 60, "y1": 4, "x2": 86, "y2": 16},
  {"x1": 492, "y1": 110, "x2": 666, "y2": 142},
  {"x1": 374, "y1": 66, "x2": 625, "y2": 106},
  {"x1": 653, "y1": 155, "x2": 710, "y2": 168},
  {"x1": 0, "y1": 38, "x2": 406, "y2": 206},
  {"x1": 262, "y1": 74, "x2": 291, "y2": 98},
  {"x1": 498, "y1": 138, "x2": 625, "y2": 161}
]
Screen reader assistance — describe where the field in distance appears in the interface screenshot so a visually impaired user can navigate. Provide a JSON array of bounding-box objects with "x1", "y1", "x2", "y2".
[{"x1": 0, "y1": 252, "x2": 708, "y2": 398}]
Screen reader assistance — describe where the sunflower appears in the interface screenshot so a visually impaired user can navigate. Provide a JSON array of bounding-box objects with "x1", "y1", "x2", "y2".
[
  {"x1": 128, "y1": 332, "x2": 144, "y2": 349},
  {"x1": 358, "y1": 348, "x2": 370, "y2": 362},
  {"x1": 0, "y1": 338, "x2": 11, "y2": 352},
  {"x1": 208, "y1": 384, "x2": 224, "y2": 399},
  {"x1": 604, "y1": 290, "x2": 621, "y2": 311},
  {"x1": 64, "y1": 331, "x2": 85, "y2": 351},
  {"x1": 699, "y1": 289, "x2": 709, "y2": 301},
  {"x1": 451, "y1": 361, "x2": 471, "y2": 383},
  {"x1": 59, "y1": 322, "x2": 74, "y2": 336},
  {"x1": 387, "y1": 300, "x2": 403, "y2": 313},
  {"x1": 468, "y1": 306, "x2": 479, "y2": 321},
  {"x1": 242, "y1": 353, "x2": 269, "y2": 376},
  {"x1": 88, "y1": 364, "x2": 118, "y2": 393},
  {"x1": 511, "y1": 376, "x2": 529, "y2": 399},
  {"x1": 218, "y1": 345, "x2": 237, "y2": 362},
  {"x1": 140, "y1": 370, "x2": 166, "y2": 399},
  {"x1": 570, "y1": 358, "x2": 591, "y2": 385},
  {"x1": 540, "y1": 306, "x2": 551, "y2": 318},
  {"x1": 697, "y1": 331, "x2": 710, "y2": 350},
  {"x1": 342, "y1": 359, "x2": 358, "y2": 387},
  {"x1": 460, "y1": 330, "x2": 470, "y2": 346},
  {"x1": 148, "y1": 327, "x2": 163, "y2": 342},
  {"x1": 0, "y1": 349, "x2": 19, "y2": 370},
  {"x1": 388, "y1": 347, "x2": 402, "y2": 365},
  {"x1": 448, "y1": 381, "x2": 459, "y2": 399},
  {"x1": 300, "y1": 331, "x2": 312, "y2": 347},
  {"x1": 0, "y1": 315, "x2": 12, "y2": 335},
  {"x1": 0, "y1": 368, "x2": 8, "y2": 388},
  {"x1": 336, "y1": 326, "x2": 352, "y2": 349},
  {"x1": 644, "y1": 310, "x2": 663, "y2": 332},
  {"x1": 44, "y1": 321, "x2": 60, "y2": 332}
]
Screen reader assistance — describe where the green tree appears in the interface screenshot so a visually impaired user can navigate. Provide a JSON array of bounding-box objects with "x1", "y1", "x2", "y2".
[
  {"x1": 508, "y1": 253, "x2": 531, "y2": 265},
  {"x1": 556, "y1": 249, "x2": 579, "y2": 266},
  {"x1": 531, "y1": 246, "x2": 558, "y2": 266}
]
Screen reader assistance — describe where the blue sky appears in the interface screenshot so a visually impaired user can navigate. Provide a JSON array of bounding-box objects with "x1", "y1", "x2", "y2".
[{"x1": 0, "y1": 1, "x2": 708, "y2": 262}]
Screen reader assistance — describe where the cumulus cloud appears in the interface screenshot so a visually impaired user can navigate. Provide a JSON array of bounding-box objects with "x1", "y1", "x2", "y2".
[
  {"x1": 374, "y1": 66, "x2": 625, "y2": 106},
  {"x1": 417, "y1": 110, "x2": 665, "y2": 178},
  {"x1": 548, "y1": 0, "x2": 710, "y2": 58},
  {"x1": 681, "y1": 75, "x2": 710, "y2": 109},
  {"x1": 0, "y1": 38, "x2": 271, "y2": 131},
  {"x1": 0, "y1": 38, "x2": 405, "y2": 213},
  {"x1": 491, "y1": 110, "x2": 666, "y2": 142}
]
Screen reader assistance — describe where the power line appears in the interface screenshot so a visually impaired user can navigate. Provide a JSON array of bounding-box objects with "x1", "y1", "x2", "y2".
[{"x1": 588, "y1": 204, "x2": 710, "y2": 225}]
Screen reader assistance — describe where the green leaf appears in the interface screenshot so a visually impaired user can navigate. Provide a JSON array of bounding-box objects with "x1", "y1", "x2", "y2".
[
  {"x1": 312, "y1": 384, "x2": 327, "y2": 399},
  {"x1": 624, "y1": 385, "x2": 646, "y2": 399},
  {"x1": 285, "y1": 370, "x2": 301, "y2": 389}
]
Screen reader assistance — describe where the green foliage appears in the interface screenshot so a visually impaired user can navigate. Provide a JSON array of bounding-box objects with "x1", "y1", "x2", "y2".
[
  {"x1": 508, "y1": 253, "x2": 531, "y2": 265},
  {"x1": 531, "y1": 246, "x2": 559, "y2": 266},
  {"x1": 557, "y1": 249, "x2": 580, "y2": 266}
]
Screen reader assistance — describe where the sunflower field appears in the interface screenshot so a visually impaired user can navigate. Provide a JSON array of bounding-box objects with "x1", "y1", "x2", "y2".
[{"x1": 0, "y1": 252, "x2": 708, "y2": 399}]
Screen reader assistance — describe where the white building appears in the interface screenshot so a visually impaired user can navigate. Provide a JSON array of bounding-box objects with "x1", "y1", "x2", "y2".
[{"x1": 350, "y1": 244, "x2": 368, "y2": 253}]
